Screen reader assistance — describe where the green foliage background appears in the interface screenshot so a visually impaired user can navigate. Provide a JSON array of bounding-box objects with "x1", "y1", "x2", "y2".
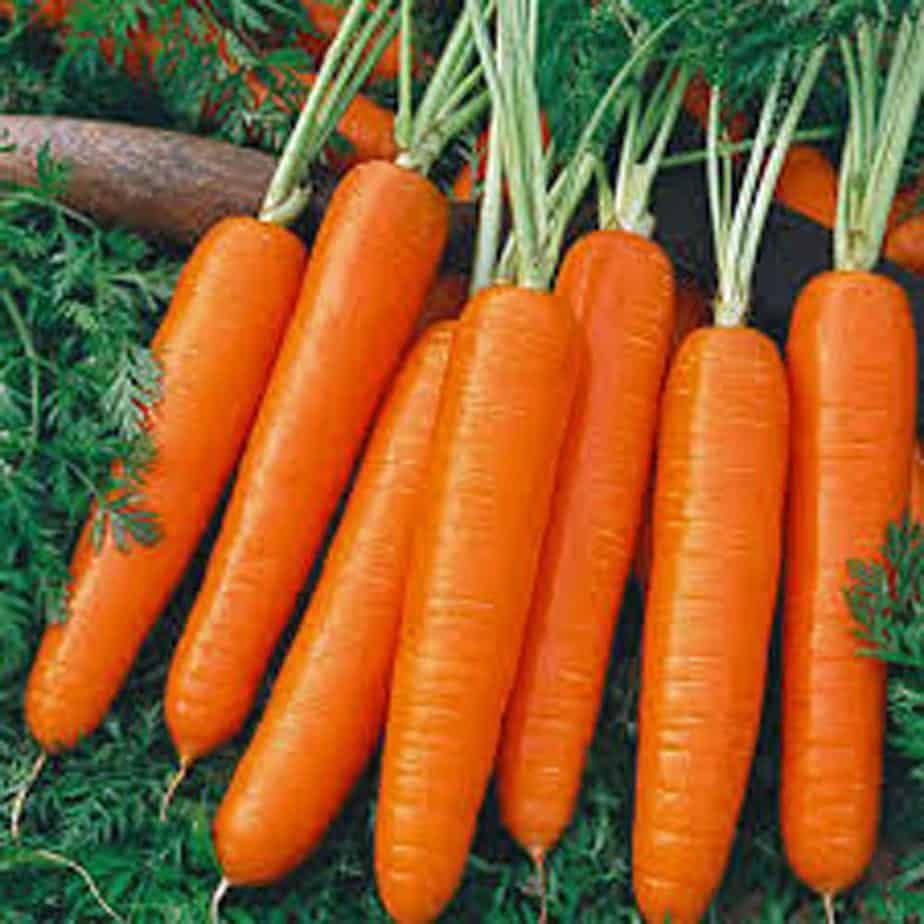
[{"x1": 0, "y1": 2, "x2": 922, "y2": 922}]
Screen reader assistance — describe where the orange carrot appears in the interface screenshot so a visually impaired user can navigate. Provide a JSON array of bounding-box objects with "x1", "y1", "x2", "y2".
[
  {"x1": 375, "y1": 285, "x2": 580, "y2": 924},
  {"x1": 23, "y1": 218, "x2": 306, "y2": 755},
  {"x1": 213, "y1": 322, "x2": 453, "y2": 889},
  {"x1": 496, "y1": 229, "x2": 675, "y2": 863},
  {"x1": 774, "y1": 144, "x2": 839, "y2": 228},
  {"x1": 781, "y1": 271, "x2": 916, "y2": 900},
  {"x1": 633, "y1": 326, "x2": 789, "y2": 924},
  {"x1": 164, "y1": 161, "x2": 448, "y2": 774},
  {"x1": 885, "y1": 210, "x2": 924, "y2": 274},
  {"x1": 633, "y1": 275, "x2": 709, "y2": 589}
]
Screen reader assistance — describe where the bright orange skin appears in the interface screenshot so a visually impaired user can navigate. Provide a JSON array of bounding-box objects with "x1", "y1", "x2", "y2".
[
  {"x1": 24, "y1": 218, "x2": 306, "y2": 751},
  {"x1": 632, "y1": 327, "x2": 789, "y2": 924},
  {"x1": 376, "y1": 286, "x2": 581, "y2": 924},
  {"x1": 215, "y1": 323, "x2": 454, "y2": 886},
  {"x1": 781, "y1": 271, "x2": 916, "y2": 898},
  {"x1": 885, "y1": 212, "x2": 924, "y2": 275},
  {"x1": 496, "y1": 231, "x2": 674, "y2": 857},
  {"x1": 633, "y1": 276, "x2": 710, "y2": 589},
  {"x1": 775, "y1": 144, "x2": 838, "y2": 229},
  {"x1": 165, "y1": 161, "x2": 448, "y2": 767}
]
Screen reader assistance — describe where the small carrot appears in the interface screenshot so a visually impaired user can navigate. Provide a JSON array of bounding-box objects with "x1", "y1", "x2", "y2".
[
  {"x1": 212, "y1": 322, "x2": 453, "y2": 894},
  {"x1": 774, "y1": 143, "x2": 839, "y2": 228},
  {"x1": 165, "y1": 1, "x2": 483, "y2": 807},
  {"x1": 780, "y1": 15, "x2": 921, "y2": 909}
]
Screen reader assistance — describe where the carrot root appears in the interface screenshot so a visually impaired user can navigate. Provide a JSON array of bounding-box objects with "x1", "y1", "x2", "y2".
[
  {"x1": 10, "y1": 750, "x2": 47, "y2": 840},
  {"x1": 530, "y1": 847, "x2": 548, "y2": 924},
  {"x1": 824, "y1": 893, "x2": 836, "y2": 924},
  {"x1": 210, "y1": 876, "x2": 231, "y2": 924},
  {"x1": 159, "y1": 760, "x2": 189, "y2": 822},
  {"x1": 31, "y1": 849, "x2": 126, "y2": 923}
]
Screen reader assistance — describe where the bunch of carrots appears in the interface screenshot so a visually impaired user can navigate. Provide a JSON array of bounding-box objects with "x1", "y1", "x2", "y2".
[{"x1": 6, "y1": 1, "x2": 924, "y2": 923}]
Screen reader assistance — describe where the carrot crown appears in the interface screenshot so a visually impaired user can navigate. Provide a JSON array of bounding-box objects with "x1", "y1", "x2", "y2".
[
  {"x1": 834, "y1": 8, "x2": 924, "y2": 271},
  {"x1": 259, "y1": 0, "x2": 399, "y2": 224},
  {"x1": 392, "y1": 0, "x2": 491, "y2": 177}
]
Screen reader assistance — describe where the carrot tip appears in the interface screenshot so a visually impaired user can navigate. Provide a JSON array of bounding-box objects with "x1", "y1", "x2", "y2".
[
  {"x1": 823, "y1": 893, "x2": 836, "y2": 924},
  {"x1": 159, "y1": 760, "x2": 190, "y2": 822},
  {"x1": 32, "y1": 848, "x2": 126, "y2": 923},
  {"x1": 527, "y1": 846, "x2": 548, "y2": 924},
  {"x1": 210, "y1": 876, "x2": 231, "y2": 924},
  {"x1": 10, "y1": 750, "x2": 47, "y2": 841}
]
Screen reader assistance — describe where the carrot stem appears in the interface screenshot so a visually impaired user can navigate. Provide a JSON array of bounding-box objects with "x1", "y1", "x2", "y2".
[
  {"x1": 159, "y1": 760, "x2": 189, "y2": 821},
  {"x1": 660, "y1": 127, "x2": 835, "y2": 168},
  {"x1": 470, "y1": 98, "x2": 504, "y2": 294},
  {"x1": 395, "y1": 0, "x2": 414, "y2": 151},
  {"x1": 10, "y1": 750, "x2": 46, "y2": 841},
  {"x1": 210, "y1": 876, "x2": 230, "y2": 924}
]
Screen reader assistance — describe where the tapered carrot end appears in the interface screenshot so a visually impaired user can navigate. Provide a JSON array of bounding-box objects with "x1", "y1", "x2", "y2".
[
  {"x1": 159, "y1": 760, "x2": 190, "y2": 822},
  {"x1": 823, "y1": 893, "x2": 836, "y2": 924},
  {"x1": 210, "y1": 876, "x2": 231, "y2": 924},
  {"x1": 528, "y1": 846, "x2": 548, "y2": 924},
  {"x1": 10, "y1": 750, "x2": 47, "y2": 840}
]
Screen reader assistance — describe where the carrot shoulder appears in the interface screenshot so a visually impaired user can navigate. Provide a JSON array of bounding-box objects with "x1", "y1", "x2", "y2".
[
  {"x1": 375, "y1": 285, "x2": 580, "y2": 924},
  {"x1": 214, "y1": 322, "x2": 454, "y2": 887},
  {"x1": 164, "y1": 161, "x2": 448, "y2": 769},
  {"x1": 25, "y1": 217, "x2": 306, "y2": 751}
]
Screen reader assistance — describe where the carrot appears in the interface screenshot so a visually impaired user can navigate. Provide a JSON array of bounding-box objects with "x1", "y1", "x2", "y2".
[
  {"x1": 633, "y1": 327, "x2": 789, "y2": 924},
  {"x1": 633, "y1": 275, "x2": 709, "y2": 589},
  {"x1": 496, "y1": 228, "x2": 674, "y2": 865},
  {"x1": 164, "y1": 2, "x2": 483, "y2": 798},
  {"x1": 780, "y1": 16, "x2": 922, "y2": 910},
  {"x1": 22, "y1": 218, "x2": 306, "y2": 755},
  {"x1": 885, "y1": 210, "x2": 924, "y2": 274},
  {"x1": 375, "y1": 8, "x2": 584, "y2": 919},
  {"x1": 212, "y1": 322, "x2": 453, "y2": 894},
  {"x1": 912, "y1": 438, "x2": 924, "y2": 524},
  {"x1": 164, "y1": 159, "x2": 447, "y2": 771},
  {"x1": 774, "y1": 144, "x2": 838, "y2": 228},
  {"x1": 781, "y1": 271, "x2": 916, "y2": 898},
  {"x1": 632, "y1": 49, "x2": 825, "y2": 922},
  {"x1": 299, "y1": 1, "x2": 406, "y2": 80},
  {"x1": 376, "y1": 286, "x2": 579, "y2": 924}
]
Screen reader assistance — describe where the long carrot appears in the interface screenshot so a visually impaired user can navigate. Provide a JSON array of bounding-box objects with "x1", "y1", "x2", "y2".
[
  {"x1": 211, "y1": 322, "x2": 453, "y2": 897},
  {"x1": 375, "y1": 7, "x2": 583, "y2": 919},
  {"x1": 497, "y1": 228, "x2": 674, "y2": 865},
  {"x1": 376, "y1": 285, "x2": 579, "y2": 924},
  {"x1": 780, "y1": 15, "x2": 922, "y2": 911},
  {"x1": 633, "y1": 275, "x2": 709, "y2": 589},
  {"x1": 164, "y1": 159, "x2": 447, "y2": 769},
  {"x1": 781, "y1": 273, "x2": 916, "y2": 900},
  {"x1": 163, "y1": 0, "x2": 482, "y2": 797},
  {"x1": 21, "y1": 217, "x2": 306, "y2": 766},
  {"x1": 632, "y1": 49, "x2": 824, "y2": 922},
  {"x1": 774, "y1": 143, "x2": 839, "y2": 228}
]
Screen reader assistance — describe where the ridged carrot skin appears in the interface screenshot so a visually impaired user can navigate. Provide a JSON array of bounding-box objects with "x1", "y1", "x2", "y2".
[
  {"x1": 496, "y1": 231, "x2": 674, "y2": 858},
  {"x1": 165, "y1": 161, "x2": 448, "y2": 768},
  {"x1": 24, "y1": 218, "x2": 306, "y2": 751},
  {"x1": 375, "y1": 285, "x2": 581, "y2": 924},
  {"x1": 775, "y1": 144, "x2": 838, "y2": 228},
  {"x1": 633, "y1": 275, "x2": 710, "y2": 589},
  {"x1": 214, "y1": 323, "x2": 454, "y2": 886},
  {"x1": 632, "y1": 327, "x2": 789, "y2": 924},
  {"x1": 781, "y1": 271, "x2": 916, "y2": 898}
]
